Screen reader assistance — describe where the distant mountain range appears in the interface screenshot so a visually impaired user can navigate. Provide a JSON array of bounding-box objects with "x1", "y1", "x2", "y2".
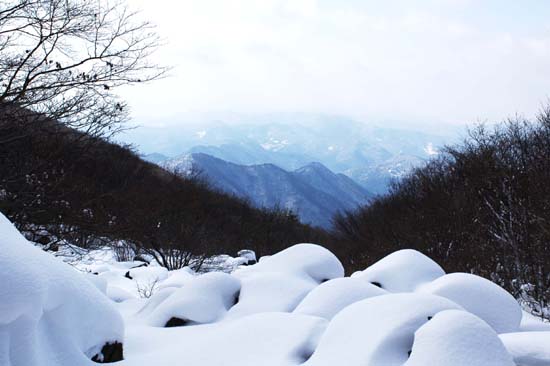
[
  {"x1": 154, "y1": 153, "x2": 373, "y2": 228},
  {"x1": 130, "y1": 115, "x2": 455, "y2": 195}
]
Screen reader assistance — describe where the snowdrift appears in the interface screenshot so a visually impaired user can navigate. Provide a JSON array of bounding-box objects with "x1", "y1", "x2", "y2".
[
  {"x1": 0, "y1": 213, "x2": 124, "y2": 366},
  {"x1": 2, "y1": 212, "x2": 549, "y2": 366}
]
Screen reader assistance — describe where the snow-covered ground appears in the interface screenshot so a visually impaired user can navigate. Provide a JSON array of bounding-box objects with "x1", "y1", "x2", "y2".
[{"x1": 1, "y1": 212, "x2": 550, "y2": 366}]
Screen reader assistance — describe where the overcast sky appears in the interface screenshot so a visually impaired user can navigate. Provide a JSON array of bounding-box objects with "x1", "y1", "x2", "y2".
[{"x1": 122, "y1": 0, "x2": 550, "y2": 129}]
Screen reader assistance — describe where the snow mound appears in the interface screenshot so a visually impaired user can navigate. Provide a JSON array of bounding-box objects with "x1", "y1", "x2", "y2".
[
  {"x1": 127, "y1": 265, "x2": 169, "y2": 284},
  {"x1": 225, "y1": 244, "x2": 344, "y2": 320},
  {"x1": 121, "y1": 312, "x2": 327, "y2": 366},
  {"x1": 156, "y1": 267, "x2": 195, "y2": 290},
  {"x1": 107, "y1": 286, "x2": 137, "y2": 303},
  {"x1": 405, "y1": 310, "x2": 515, "y2": 366},
  {"x1": 519, "y1": 311, "x2": 550, "y2": 332},
  {"x1": 146, "y1": 271, "x2": 240, "y2": 326},
  {"x1": 225, "y1": 272, "x2": 316, "y2": 319},
  {"x1": 352, "y1": 249, "x2": 445, "y2": 292},
  {"x1": 304, "y1": 293, "x2": 462, "y2": 366},
  {"x1": 235, "y1": 243, "x2": 344, "y2": 283},
  {"x1": 0, "y1": 212, "x2": 124, "y2": 365},
  {"x1": 417, "y1": 272, "x2": 522, "y2": 333},
  {"x1": 294, "y1": 277, "x2": 387, "y2": 320},
  {"x1": 500, "y1": 331, "x2": 550, "y2": 366}
]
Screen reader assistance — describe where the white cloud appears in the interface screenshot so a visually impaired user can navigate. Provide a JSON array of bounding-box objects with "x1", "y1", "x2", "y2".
[{"x1": 122, "y1": 0, "x2": 550, "y2": 127}]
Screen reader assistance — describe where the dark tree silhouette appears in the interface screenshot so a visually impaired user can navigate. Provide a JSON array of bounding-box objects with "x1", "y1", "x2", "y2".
[{"x1": 334, "y1": 107, "x2": 550, "y2": 320}]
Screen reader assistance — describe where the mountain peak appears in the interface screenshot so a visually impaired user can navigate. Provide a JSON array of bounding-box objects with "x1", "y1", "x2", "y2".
[{"x1": 295, "y1": 161, "x2": 333, "y2": 174}]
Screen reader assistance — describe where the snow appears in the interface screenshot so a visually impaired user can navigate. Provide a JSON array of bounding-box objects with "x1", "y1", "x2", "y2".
[
  {"x1": 226, "y1": 271, "x2": 316, "y2": 319},
  {"x1": 156, "y1": 267, "x2": 195, "y2": 290},
  {"x1": 405, "y1": 310, "x2": 515, "y2": 366},
  {"x1": 519, "y1": 310, "x2": 550, "y2": 332},
  {"x1": 294, "y1": 277, "x2": 387, "y2": 319},
  {"x1": 224, "y1": 244, "x2": 344, "y2": 319},
  {"x1": 146, "y1": 272, "x2": 240, "y2": 326},
  {"x1": 417, "y1": 272, "x2": 522, "y2": 333},
  {"x1": 2, "y1": 212, "x2": 549, "y2": 366},
  {"x1": 235, "y1": 243, "x2": 344, "y2": 283},
  {"x1": 0, "y1": 212, "x2": 124, "y2": 366},
  {"x1": 352, "y1": 249, "x2": 445, "y2": 292},
  {"x1": 304, "y1": 293, "x2": 462, "y2": 365},
  {"x1": 121, "y1": 312, "x2": 326, "y2": 366},
  {"x1": 500, "y1": 331, "x2": 550, "y2": 366}
]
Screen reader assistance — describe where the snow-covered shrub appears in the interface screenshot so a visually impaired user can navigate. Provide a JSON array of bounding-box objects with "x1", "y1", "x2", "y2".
[
  {"x1": 405, "y1": 310, "x2": 514, "y2": 366},
  {"x1": 225, "y1": 244, "x2": 344, "y2": 320},
  {"x1": 235, "y1": 243, "x2": 344, "y2": 283},
  {"x1": 294, "y1": 277, "x2": 387, "y2": 320},
  {"x1": 352, "y1": 249, "x2": 445, "y2": 292},
  {"x1": 225, "y1": 271, "x2": 317, "y2": 319},
  {"x1": 146, "y1": 272, "x2": 241, "y2": 327},
  {"x1": 304, "y1": 293, "x2": 463, "y2": 366},
  {"x1": 417, "y1": 272, "x2": 522, "y2": 333},
  {"x1": 0, "y1": 212, "x2": 124, "y2": 365}
]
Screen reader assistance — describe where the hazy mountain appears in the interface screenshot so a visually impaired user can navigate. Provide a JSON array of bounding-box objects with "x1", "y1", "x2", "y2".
[
  {"x1": 126, "y1": 114, "x2": 456, "y2": 194},
  {"x1": 163, "y1": 153, "x2": 373, "y2": 228},
  {"x1": 142, "y1": 152, "x2": 170, "y2": 164}
]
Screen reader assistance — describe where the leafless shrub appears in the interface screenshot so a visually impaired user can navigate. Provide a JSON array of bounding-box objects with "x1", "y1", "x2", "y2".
[{"x1": 136, "y1": 278, "x2": 158, "y2": 299}]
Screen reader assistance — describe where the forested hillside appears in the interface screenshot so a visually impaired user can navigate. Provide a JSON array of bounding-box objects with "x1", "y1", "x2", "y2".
[
  {"x1": 334, "y1": 108, "x2": 550, "y2": 319},
  {"x1": 0, "y1": 107, "x2": 330, "y2": 270}
]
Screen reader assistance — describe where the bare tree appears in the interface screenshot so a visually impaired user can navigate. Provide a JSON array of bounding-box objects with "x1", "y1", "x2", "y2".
[{"x1": 0, "y1": 0, "x2": 167, "y2": 140}]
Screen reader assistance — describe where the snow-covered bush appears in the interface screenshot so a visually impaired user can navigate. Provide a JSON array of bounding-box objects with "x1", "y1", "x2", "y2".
[
  {"x1": 226, "y1": 244, "x2": 344, "y2": 319},
  {"x1": 0, "y1": 212, "x2": 124, "y2": 365},
  {"x1": 3, "y1": 225, "x2": 549, "y2": 366},
  {"x1": 405, "y1": 310, "x2": 515, "y2": 366},
  {"x1": 417, "y1": 272, "x2": 522, "y2": 333},
  {"x1": 146, "y1": 272, "x2": 240, "y2": 327},
  {"x1": 294, "y1": 277, "x2": 386, "y2": 319},
  {"x1": 304, "y1": 293, "x2": 463, "y2": 365},
  {"x1": 352, "y1": 249, "x2": 445, "y2": 292}
]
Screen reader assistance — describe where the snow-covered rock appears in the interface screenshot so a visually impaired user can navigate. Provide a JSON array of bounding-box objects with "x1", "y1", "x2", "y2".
[
  {"x1": 226, "y1": 272, "x2": 316, "y2": 319},
  {"x1": 0, "y1": 212, "x2": 124, "y2": 366},
  {"x1": 235, "y1": 243, "x2": 344, "y2": 283},
  {"x1": 146, "y1": 272, "x2": 240, "y2": 327},
  {"x1": 225, "y1": 244, "x2": 345, "y2": 319},
  {"x1": 120, "y1": 312, "x2": 327, "y2": 366},
  {"x1": 352, "y1": 249, "x2": 444, "y2": 292},
  {"x1": 405, "y1": 310, "x2": 515, "y2": 366},
  {"x1": 156, "y1": 267, "x2": 195, "y2": 290},
  {"x1": 304, "y1": 293, "x2": 462, "y2": 366},
  {"x1": 5, "y1": 220, "x2": 548, "y2": 366},
  {"x1": 500, "y1": 331, "x2": 550, "y2": 366},
  {"x1": 294, "y1": 277, "x2": 387, "y2": 320},
  {"x1": 417, "y1": 272, "x2": 522, "y2": 333},
  {"x1": 237, "y1": 249, "x2": 257, "y2": 265}
]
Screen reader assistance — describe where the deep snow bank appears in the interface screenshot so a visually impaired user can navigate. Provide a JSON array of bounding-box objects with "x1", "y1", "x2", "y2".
[
  {"x1": 0, "y1": 213, "x2": 124, "y2": 366},
  {"x1": 3, "y1": 216, "x2": 550, "y2": 366}
]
